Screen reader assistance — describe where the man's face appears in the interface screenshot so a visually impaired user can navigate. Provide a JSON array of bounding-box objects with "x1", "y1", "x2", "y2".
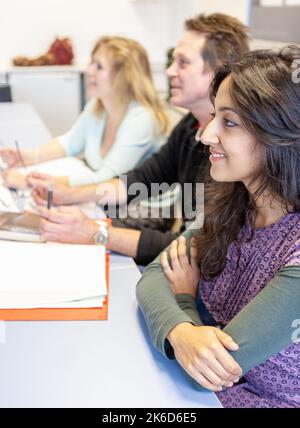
[{"x1": 166, "y1": 31, "x2": 213, "y2": 112}]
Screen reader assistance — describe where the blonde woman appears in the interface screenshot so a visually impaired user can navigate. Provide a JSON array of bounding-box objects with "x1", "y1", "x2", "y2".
[{"x1": 1, "y1": 36, "x2": 169, "y2": 188}]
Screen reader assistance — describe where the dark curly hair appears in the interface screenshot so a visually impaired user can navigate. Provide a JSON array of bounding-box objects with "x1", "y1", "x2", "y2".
[{"x1": 196, "y1": 46, "x2": 300, "y2": 280}]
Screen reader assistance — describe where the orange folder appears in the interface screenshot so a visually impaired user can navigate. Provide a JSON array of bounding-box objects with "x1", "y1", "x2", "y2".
[{"x1": 0, "y1": 253, "x2": 110, "y2": 321}]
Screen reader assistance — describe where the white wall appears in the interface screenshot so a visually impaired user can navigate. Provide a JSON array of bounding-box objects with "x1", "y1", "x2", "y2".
[
  {"x1": 171, "y1": 0, "x2": 251, "y2": 46},
  {"x1": 198, "y1": 0, "x2": 251, "y2": 23},
  {"x1": 0, "y1": 0, "x2": 175, "y2": 67},
  {"x1": 262, "y1": 0, "x2": 300, "y2": 5},
  {"x1": 176, "y1": 0, "x2": 251, "y2": 26},
  {"x1": 0, "y1": 0, "x2": 252, "y2": 69}
]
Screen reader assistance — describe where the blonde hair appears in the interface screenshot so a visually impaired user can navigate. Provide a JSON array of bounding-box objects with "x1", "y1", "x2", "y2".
[{"x1": 91, "y1": 36, "x2": 169, "y2": 135}]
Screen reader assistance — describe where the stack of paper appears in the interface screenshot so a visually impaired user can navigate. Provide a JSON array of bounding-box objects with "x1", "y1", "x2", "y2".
[
  {"x1": 0, "y1": 240, "x2": 107, "y2": 310},
  {"x1": 0, "y1": 185, "x2": 21, "y2": 213}
]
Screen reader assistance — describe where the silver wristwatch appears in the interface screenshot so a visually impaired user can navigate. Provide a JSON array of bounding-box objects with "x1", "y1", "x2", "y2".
[{"x1": 94, "y1": 220, "x2": 109, "y2": 246}]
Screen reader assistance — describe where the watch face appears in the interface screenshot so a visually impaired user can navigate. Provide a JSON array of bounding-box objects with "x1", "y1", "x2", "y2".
[
  {"x1": 94, "y1": 223, "x2": 109, "y2": 245},
  {"x1": 94, "y1": 231, "x2": 108, "y2": 245}
]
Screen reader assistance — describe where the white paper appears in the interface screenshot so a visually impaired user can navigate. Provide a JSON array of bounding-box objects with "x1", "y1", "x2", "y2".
[
  {"x1": 0, "y1": 241, "x2": 107, "y2": 309},
  {"x1": 6, "y1": 296, "x2": 106, "y2": 310},
  {"x1": 0, "y1": 185, "x2": 20, "y2": 213}
]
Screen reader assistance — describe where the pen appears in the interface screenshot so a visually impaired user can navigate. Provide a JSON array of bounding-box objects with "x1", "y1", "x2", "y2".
[
  {"x1": 47, "y1": 184, "x2": 53, "y2": 210},
  {"x1": 15, "y1": 140, "x2": 27, "y2": 172}
]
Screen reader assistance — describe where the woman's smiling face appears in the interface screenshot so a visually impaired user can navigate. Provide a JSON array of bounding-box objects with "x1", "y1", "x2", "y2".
[{"x1": 201, "y1": 75, "x2": 263, "y2": 189}]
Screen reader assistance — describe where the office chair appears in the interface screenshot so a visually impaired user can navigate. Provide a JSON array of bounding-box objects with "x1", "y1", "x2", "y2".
[{"x1": 0, "y1": 84, "x2": 12, "y2": 102}]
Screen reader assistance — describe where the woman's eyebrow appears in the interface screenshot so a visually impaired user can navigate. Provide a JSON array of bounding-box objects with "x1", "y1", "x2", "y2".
[{"x1": 218, "y1": 106, "x2": 238, "y2": 114}]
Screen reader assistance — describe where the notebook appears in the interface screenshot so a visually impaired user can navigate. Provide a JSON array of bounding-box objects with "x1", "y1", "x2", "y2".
[
  {"x1": 0, "y1": 241, "x2": 108, "y2": 320},
  {"x1": 0, "y1": 211, "x2": 45, "y2": 242}
]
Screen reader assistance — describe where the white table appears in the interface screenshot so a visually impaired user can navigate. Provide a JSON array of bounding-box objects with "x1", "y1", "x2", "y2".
[
  {"x1": 0, "y1": 102, "x2": 51, "y2": 150},
  {"x1": 0, "y1": 103, "x2": 221, "y2": 408},
  {"x1": 0, "y1": 102, "x2": 99, "y2": 217},
  {"x1": 0, "y1": 254, "x2": 221, "y2": 408}
]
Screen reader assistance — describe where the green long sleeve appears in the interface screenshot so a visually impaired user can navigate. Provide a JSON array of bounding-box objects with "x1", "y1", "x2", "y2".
[
  {"x1": 136, "y1": 227, "x2": 197, "y2": 354},
  {"x1": 136, "y1": 227, "x2": 300, "y2": 388},
  {"x1": 222, "y1": 265, "x2": 300, "y2": 374}
]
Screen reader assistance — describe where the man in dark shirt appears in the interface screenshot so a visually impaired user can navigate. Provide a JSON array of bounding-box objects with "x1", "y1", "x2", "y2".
[
  {"x1": 30, "y1": 13, "x2": 249, "y2": 265},
  {"x1": 123, "y1": 114, "x2": 208, "y2": 264}
]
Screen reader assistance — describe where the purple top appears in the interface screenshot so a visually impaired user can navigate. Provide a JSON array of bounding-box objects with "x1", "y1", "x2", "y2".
[{"x1": 199, "y1": 212, "x2": 300, "y2": 408}]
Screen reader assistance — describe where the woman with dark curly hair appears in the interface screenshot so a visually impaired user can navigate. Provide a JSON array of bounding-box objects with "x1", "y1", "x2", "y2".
[{"x1": 137, "y1": 47, "x2": 300, "y2": 408}]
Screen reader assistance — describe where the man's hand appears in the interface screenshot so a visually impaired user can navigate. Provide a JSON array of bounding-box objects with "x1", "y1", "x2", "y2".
[
  {"x1": 38, "y1": 205, "x2": 99, "y2": 244},
  {"x1": 168, "y1": 323, "x2": 242, "y2": 392},
  {"x1": 28, "y1": 171, "x2": 73, "y2": 205},
  {"x1": 161, "y1": 236, "x2": 200, "y2": 298}
]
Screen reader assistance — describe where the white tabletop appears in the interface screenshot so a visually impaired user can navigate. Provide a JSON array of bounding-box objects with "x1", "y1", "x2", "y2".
[
  {"x1": 0, "y1": 254, "x2": 221, "y2": 408},
  {"x1": 0, "y1": 102, "x2": 221, "y2": 408},
  {"x1": 0, "y1": 102, "x2": 52, "y2": 150}
]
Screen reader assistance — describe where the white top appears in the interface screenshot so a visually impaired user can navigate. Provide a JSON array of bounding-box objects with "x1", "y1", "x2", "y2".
[{"x1": 58, "y1": 99, "x2": 165, "y2": 186}]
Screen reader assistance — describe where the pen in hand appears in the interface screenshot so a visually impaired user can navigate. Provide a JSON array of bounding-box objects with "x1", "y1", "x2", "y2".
[
  {"x1": 47, "y1": 184, "x2": 53, "y2": 210},
  {"x1": 15, "y1": 140, "x2": 28, "y2": 172}
]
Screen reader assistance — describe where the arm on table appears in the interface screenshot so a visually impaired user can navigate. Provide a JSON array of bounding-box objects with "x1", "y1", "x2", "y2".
[
  {"x1": 1, "y1": 140, "x2": 66, "y2": 189},
  {"x1": 38, "y1": 205, "x2": 140, "y2": 258},
  {"x1": 30, "y1": 175, "x2": 128, "y2": 206},
  {"x1": 0, "y1": 139, "x2": 65, "y2": 169},
  {"x1": 136, "y1": 227, "x2": 300, "y2": 389},
  {"x1": 27, "y1": 139, "x2": 66, "y2": 164}
]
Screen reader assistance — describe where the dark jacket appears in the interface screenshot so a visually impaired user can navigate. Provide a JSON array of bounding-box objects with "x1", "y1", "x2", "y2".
[{"x1": 124, "y1": 113, "x2": 209, "y2": 265}]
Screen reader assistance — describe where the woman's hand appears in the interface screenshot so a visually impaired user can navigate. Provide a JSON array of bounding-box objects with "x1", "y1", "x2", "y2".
[
  {"x1": 28, "y1": 171, "x2": 73, "y2": 205},
  {"x1": 37, "y1": 205, "x2": 99, "y2": 244},
  {"x1": 0, "y1": 148, "x2": 22, "y2": 168},
  {"x1": 163, "y1": 237, "x2": 242, "y2": 391},
  {"x1": 168, "y1": 323, "x2": 242, "y2": 392},
  {"x1": 161, "y1": 236, "x2": 200, "y2": 297},
  {"x1": 51, "y1": 176, "x2": 70, "y2": 186},
  {"x1": 2, "y1": 169, "x2": 28, "y2": 189},
  {"x1": 0, "y1": 148, "x2": 33, "y2": 168}
]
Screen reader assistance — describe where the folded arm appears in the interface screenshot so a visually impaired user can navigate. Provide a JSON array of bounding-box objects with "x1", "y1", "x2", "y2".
[{"x1": 136, "y1": 226, "x2": 300, "y2": 390}]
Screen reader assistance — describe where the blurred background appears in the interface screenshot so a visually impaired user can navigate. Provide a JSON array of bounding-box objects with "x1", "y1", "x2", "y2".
[{"x1": 0, "y1": 0, "x2": 299, "y2": 135}]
